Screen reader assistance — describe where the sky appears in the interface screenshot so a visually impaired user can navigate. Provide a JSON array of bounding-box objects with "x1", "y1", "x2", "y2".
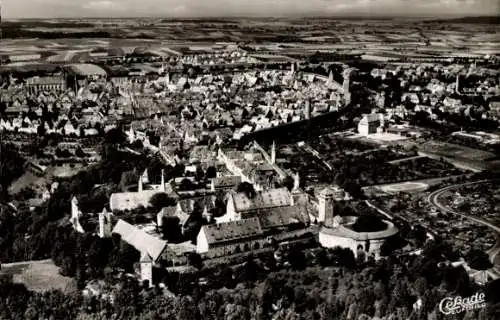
[{"x1": 2, "y1": 0, "x2": 499, "y2": 19}]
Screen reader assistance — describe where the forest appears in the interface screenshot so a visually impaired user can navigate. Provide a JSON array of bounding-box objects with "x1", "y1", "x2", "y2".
[
  {"x1": 1, "y1": 240, "x2": 499, "y2": 319},
  {"x1": 0, "y1": 143, "x2": 26, "y2": 200}
]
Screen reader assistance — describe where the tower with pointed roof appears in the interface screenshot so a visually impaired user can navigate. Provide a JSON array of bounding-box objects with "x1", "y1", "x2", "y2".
[
  {"x1": 305, "y1": 99, "x2": 311, "y2": 120},
  {"x1": 160, "y1": 169, "x2": 166, "y2": 192},
  {"x1": 98, "y1": 207, "x2": 113, "y2": 238},
  {"x1": 140, "y1": 252, "x2": 153, "y2": 287},
  {"x1": 292, "y1": 172, "x2": 301, "y2": 193},
  {"x1": 270, "y1": 141, "x2": 276, "y2": 165},
  {"x1": 328, "y1": 70, "x2": 334, "y2": 85},
  {"x1": 70, "y1": 196, "x2": 85, "y2": 233},
  {"x1": 71, "y1": 196, "x2": 80, "y2": 221}
]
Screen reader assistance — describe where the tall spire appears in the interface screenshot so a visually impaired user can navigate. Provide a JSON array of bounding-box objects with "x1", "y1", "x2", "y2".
[
  {"x1": 138, "y1": 175, "x2": 143, "y2": 192},
  {"x1": 138, "y1": 168, "x2": 148, "y2": 192},
  {"x1": 271, "y1": 140, "x2": 276, "y2": 164},
  {"x1": 99, "y1": 207, "x2": 112, "y2": 238},
  {"x1": 160, "y1": 169, "x2": 165, "y2": 192},
  {"x1": 292, "y1": 172, "x2": 300, "y2": 193}
]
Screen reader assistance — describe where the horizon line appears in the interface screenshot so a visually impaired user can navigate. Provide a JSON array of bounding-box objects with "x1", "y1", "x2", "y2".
[{"x1": 3, "y1": 14, "x2": 498, "y2": 21}]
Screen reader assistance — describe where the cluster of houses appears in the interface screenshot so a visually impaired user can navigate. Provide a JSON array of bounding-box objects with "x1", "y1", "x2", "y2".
[
  {"x1": 1, "y1": 60, "x2": 354, "y2": 145},
  {"x1": 68, "y1": 135, "x2": 403, "y2": 286},
  {"x1": 370, "y1": 62, "x2": 500, "y2": 123}
]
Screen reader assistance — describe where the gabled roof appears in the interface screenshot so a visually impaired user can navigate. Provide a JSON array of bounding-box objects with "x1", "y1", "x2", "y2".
[
  {"x1": 229, "y1": 187, "x2": 291, "y2": 213},
  {"x1": 256, "y1": 205, "x2": 310, "y2": 230},
  {"x1": 201, "y1": 217, "x2": 263, "y2": 245},
  {"x1": 160, "y1": 205, "x2": 190, "y2": 226},
  {"x1": 112, "y1": 219, "x2": 167, "y2": 262},
  {"x1": 177, "y1": 195, "x2": 216, "y2": 215},
  {"x1": 109, "y1": 190, "x2": 160, "y2": 212},
  {"x1": 212, "y1": 176, "x2": 242, "y2": 189},
  {"x1": 140, "y1": 251, "x2": 153, "y2": 263}
]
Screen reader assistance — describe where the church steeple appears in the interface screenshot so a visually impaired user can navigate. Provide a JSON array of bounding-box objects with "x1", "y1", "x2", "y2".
[
  {"x1": 292, "y1": 172, "x2": 301, "y2": 193},
  {"x1": 98, "y1": 207, "x2": 113, "y2": 238},
  {"x1": 160, "y1": 169, "x2": 165, "y2": 192},
  {"x1": 271, "y1": 141, "x2": 276, "y2": 164}
]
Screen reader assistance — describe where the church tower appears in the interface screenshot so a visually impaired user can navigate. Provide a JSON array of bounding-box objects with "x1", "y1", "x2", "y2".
[
  {"x1": 71, "y1": 196, "x2": 80, "y2": 221},
  {"x1": 343, "y1": 68, "x2": 356, "y2": 106},
  {"x1": 70, "y1": 196, "x2": 85, "y2": 233},
  {"x1": 98, "y1": 208, "x2": 113, "y2": 238},
  {"x1": 140, "y1": 252, "x2": 153, "y2": 287},
  {"x1": 305, "y1": 99, "x2": 311, "y2": 120},
  {"x1": 270, "y1": 141, "x2": 276, "y2": 164},
  {"x1": 318, "y1": 188, "x2": 336, "y2": 223},
  {"x1": 138, "y1": 175, "x2": 144, "y2": 192},
  {"x1": 138, "y1": 168, "x2": 149, "y2": 192},
  {"x1": 160, "y1": 169, "x2": 166, "y2": 192},
  {"x1": 292, "y1": 172, "x2": 301, "y2": 193}
]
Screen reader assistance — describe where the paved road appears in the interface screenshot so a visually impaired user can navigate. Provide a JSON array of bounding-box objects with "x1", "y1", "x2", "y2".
[{"x1": 427, "y1": 180, "x2": 500, "y2": 279}]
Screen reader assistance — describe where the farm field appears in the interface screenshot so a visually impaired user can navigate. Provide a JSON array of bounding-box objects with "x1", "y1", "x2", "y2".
[{"x1": 0, "y1": 259, "x2": 76, "y2": 293}]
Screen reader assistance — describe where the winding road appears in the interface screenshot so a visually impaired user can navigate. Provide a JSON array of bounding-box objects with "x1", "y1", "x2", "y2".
[{"x1": 427, "y1": 180, "x2": 500, "y2": 279}]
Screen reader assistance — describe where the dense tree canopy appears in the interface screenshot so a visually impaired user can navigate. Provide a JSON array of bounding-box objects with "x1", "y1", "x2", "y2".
[
  {"x1": 0, "y1": 143, "x2": 26, "y2": 199},
  {"x1": 149, "y1": 193, "x2": 177, "y2": 210}
]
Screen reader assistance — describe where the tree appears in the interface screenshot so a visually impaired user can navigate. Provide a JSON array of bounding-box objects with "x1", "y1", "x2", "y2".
[
  {"x1": 486, "y1": 279, "x2": 500, "y2": 304},
  {"x1": 75, "y1": 147, "x2": 86, "y2": 158},
  {"x1": 195, "y1": 165, "x2": 205, "y2": 182},
  {"x1": 119, "y1": 171, "x2": 138, "y2": 191},
  {"x1": 149, "y1": 193, "x2": 176, "y2": 210},
  {"x1": 37, "y1": 123, "x2": 46, "y2": 136},
  {"x1": 287, "y1": 247, "x2": 307, "y2": 270},
  {"x1": 466, "y1": 249, "x2": 493, "y2": 271},
  {"x1": 380, "y1": 236, "x2": 405, "y2": 257},
  {"x1": 111, "y1": 241, "x2": 139, "y2": 272},
  {"x1": 281, "y1": 176, "x2": 294, "y2": 192},
  {"x1": 236, "y1": 182, "x2": 256, "y2": 199},
  {"x1": 105, "y1": 127, "x2": 125, "y2": 144},
  {"x1": 0, "y1": 144, "x2": 25, "y2": 199},
  {"x1": 331, "y1": 247, "x2": 356, "y2": 269},
  {"x1": 179, "y1": 178, "x2": 195, "y2": 191},
  {"x1": 205, "y1": 166, "x2": 217, "y2": 179},
  {"x1": 131, "y1": 140, "x2": 144, "y2": 149},
  {"x1": 187, "y1": 253, "x2": 203, "y2": 270},
  {"x1": 343, "y1": 181, "x2": 364, "y2": 199},
  {"x1": 351, "y1": 216, "x2": 387, "y2": 233},
  {"x1": 55, "y1": 148, "x2": 72, "y2": 158},
  {"x1": 160, "y1": 216, "x2": 182, "y2": 242}
]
